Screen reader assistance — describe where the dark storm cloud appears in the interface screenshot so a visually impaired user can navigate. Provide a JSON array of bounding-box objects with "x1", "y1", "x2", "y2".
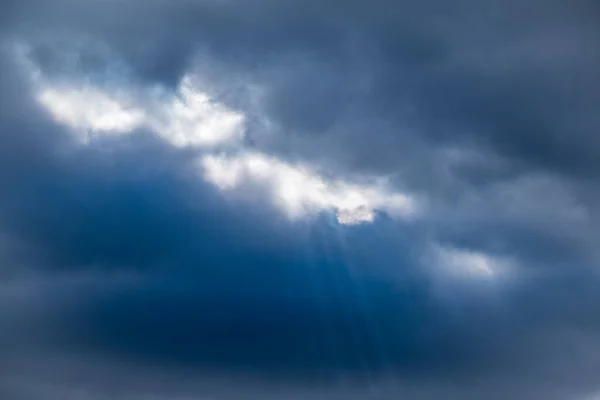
[
  {"x1": 2, "y1": 1, "x2": 600, "y2": 400},
  {"x1": 8, "y1": 0, "x2": 600, "y2": 178}
]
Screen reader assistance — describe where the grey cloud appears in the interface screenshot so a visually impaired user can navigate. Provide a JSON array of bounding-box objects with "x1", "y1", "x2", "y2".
[
  {"x1": 9, "y1": 0, "x2": 600, "y2": 178},
  {"x1": 2, "y1": 1, "x2": 600, "y2": 400}
]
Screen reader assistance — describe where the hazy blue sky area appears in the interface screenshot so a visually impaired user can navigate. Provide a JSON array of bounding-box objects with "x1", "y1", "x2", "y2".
[{"x1": 1, "y1": 1, "x2": 600, "y2": 399}]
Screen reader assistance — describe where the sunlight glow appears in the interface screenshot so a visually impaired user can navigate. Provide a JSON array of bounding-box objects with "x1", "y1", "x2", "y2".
[
  {"x1": 202, "y1": 152, "x2": 416, "y2": 224},
  {"x1": 432, "y1": 245, "x2": 512, "y2": 278},
  {"x1": 157, "y1": 77, "x2": 245, "y2": 147},
  {"x1": 24, "y1": 44, "x2": 416, "y2": 225},
  {"x1": 35, "y1": 75, "x2": 244, "y2": 148},
  {"x1": 38, "y1": 87, "x2": 145, "y2": 139}
]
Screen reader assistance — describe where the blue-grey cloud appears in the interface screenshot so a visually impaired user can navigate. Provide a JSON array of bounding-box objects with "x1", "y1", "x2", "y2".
[{"x1": 2, "y1": 1, "x2": 600, "y2": 400}]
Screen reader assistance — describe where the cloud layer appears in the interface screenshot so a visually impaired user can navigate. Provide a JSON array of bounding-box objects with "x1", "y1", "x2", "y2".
[{"x1": 2, "y1": 1, "x2": 600, "y2": 399}]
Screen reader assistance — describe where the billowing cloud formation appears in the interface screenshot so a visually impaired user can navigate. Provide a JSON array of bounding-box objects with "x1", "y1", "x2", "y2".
[
  {"x1": 37, "y1": 77, "x2": 246, "y2": 147},
  {"x1": 20, "y1": 44, "x2": 416, "y2": 225},
  {"x1": 201, "y1": 152, "x2": 415, "y2": 223},
  {"x1": 19, "y1": 44, "x2": 246, "y2": 148},
  {"x1": 2, "y1": 1, "x2": 600, "y2": 400}
]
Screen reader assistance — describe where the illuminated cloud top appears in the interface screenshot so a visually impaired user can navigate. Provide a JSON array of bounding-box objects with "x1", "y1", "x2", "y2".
[{"x1": 24, "y1": 48, "x2": 418, "y2": 226}]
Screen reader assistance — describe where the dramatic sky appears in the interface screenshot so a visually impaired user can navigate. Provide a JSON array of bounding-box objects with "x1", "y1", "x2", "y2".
[{"x1": 1, "y1": 1, "x2": 600, "y2": 399}]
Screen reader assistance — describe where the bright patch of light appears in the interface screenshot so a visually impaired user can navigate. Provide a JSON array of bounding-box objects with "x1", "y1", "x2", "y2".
[
  {"x1": 38, "y1": 87, "x2": 145, "y2": 140},
  {"x1": 201, "y1": 152, "x2": 416, "y2": 224},
  {"x1": 158, "y1": 77, "x2": 245, "y2": 147},
  {"x1": 32, "y1": 73, "x2": 244, "y2": 148},
  {"x1": 431, "y1": 245, "x2": 512, "y2": 279},
  {"x1": 21, "y1": 42, "x2": 417, "y2": 225},
  {"x1": 336, "y1": 206, "x2": 375, "y2": 225}
]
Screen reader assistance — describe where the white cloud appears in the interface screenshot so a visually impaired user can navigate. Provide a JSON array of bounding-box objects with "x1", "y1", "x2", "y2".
[
  {"x1": 35, "y1": 75, "x2": 416, "y2": 225},
  {"x1": 36, "y1": 73, "x2": 416, "y2": 225},
  {"x1": 430, "y1": 244, "x2": 513, "y2": 279},
  {"x1": 38, "y1": 86, "x2": 146, "y2": 141},
  {"x1": 155, "y1": 76, "x2": 245, "y2": 147},
  {"x1": 28, "y1": 56, "x2": 245, "y2": 148},
  {"x1": 201, "y1": 152, "x2": 416, "y2": 224},
  {"x1": 23, "y1": 44, "x2": 416, "y2": 225}
]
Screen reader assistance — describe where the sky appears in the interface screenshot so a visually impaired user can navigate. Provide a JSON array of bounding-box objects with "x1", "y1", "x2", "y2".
[{"x1": 1, "y1": 0, "x2": 600, "y2": 399}]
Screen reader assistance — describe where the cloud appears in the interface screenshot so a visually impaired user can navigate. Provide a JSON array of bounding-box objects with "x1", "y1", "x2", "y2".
[
  {"x1": 36, "y1": 77, "x2": 245, "y2": 147},
  {"x1": 429, "y1": 244, "x2": 511, "y2": 279},
  {"x1": 201, "y1": 152, "x2": 416, "y2": 224},
  {"x1": 38, "y1": 86, "x2": 146, "y2": 134},
  {"x1": 1, "y1": 1, "x2": 600, "y2": 400},
  {"x1": 19, "y1": 44, "x2": 246, "y2": 148},
  {"x1": 21, "y1": 42, "x2": 417, "y2": 225}
]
